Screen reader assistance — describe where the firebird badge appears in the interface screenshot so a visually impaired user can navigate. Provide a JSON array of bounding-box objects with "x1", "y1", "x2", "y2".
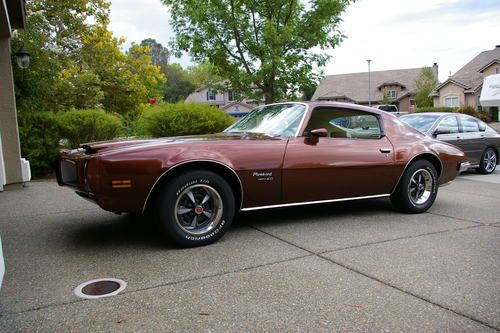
[{"x1": 253, "y1": 171, "x2": 273, "y2": 181}]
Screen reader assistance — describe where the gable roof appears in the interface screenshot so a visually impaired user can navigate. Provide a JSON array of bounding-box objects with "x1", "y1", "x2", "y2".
[
  {"x1": 312, "y1": 67, "x2": 425, "y2": 103},
  {"x1": 220, "y1": 101, "x2": 254, "y2": 111},
  {"x1": 433, "y1": 47, "x2": 500, "y2": 95},
  {"x1": 478, "y1": 59, "x2": 500, "y2": 73}
]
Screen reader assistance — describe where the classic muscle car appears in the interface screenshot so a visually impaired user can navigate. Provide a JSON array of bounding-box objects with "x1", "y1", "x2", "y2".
[
  {"x1": 57, "y1": 102, "x2": 468, "y2": 247},
  {"x1": 400, "y1": 113, "x2": 500, "y2": 174}
]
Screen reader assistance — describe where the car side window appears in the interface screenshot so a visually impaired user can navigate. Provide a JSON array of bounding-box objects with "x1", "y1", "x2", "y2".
[
  {"x1": 437, "y1": 116, "x2": 459, "y2": 134},
  {"x1": 460, "y1": 116, "x2": 480, "y2": 133},
  {"x1": 304, "y1": 107, "x2": 382, "y2": 139},
  {"x1": 478, "y1": 121, "x2": 486, "y2": 132}
]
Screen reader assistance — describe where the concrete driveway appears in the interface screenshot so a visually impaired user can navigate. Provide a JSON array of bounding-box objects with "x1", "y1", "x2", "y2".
[{"x1": 0, "y1": 169, "x2": 499, "y2": 332}]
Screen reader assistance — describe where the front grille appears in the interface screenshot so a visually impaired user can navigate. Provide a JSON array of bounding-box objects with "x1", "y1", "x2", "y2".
[{"x1": 60, "y1": 159, "x2": 78, "y2": 185}]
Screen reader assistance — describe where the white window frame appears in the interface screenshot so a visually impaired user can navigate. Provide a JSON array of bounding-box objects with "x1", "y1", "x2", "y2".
[
  {"x1": 386, "y1": 89, "x2": 397, "y2": 99},
  {"x1": 444, "y1": 96, "x2": 459, "y2": 108},
  {"x1": 206, "y1": 90, "x2": 216, "y2": 101}
]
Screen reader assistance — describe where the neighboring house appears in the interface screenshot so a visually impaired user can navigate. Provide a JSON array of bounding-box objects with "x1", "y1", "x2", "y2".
[
  {"x1": 312, "y1": 64, "x2": 439, "y2": 111},
  {"x1": 431, "y1": 45, "x2": 500, "y2": 114},
  {"x1": 1, "y1": 0, "x2": 26, "y2": 189},
  {"x1": 185, "y1": 87, "x2": 258, "y2": 117}
]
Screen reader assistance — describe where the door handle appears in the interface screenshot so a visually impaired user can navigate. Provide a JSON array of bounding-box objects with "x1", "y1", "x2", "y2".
[
  {"x1": 456, "y1": 136, "x2": 461, "y2": 142},
  {"x1": 379, "y1": 148, "x2": 391, "y2": 154}
]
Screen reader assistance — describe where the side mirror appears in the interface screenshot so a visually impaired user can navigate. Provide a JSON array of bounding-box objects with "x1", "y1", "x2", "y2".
[
  {"x1": 311, "y1": 128, "x2": 328, "y2": 138},
  {"x1": 306, "y1": 128, "x2": 328, "y2": 144},
  {"x1": 433, "y1": 128, "x2": 450, "y2": 136}
]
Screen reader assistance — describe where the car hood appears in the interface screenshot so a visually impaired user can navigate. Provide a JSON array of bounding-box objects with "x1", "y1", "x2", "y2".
[{"x1": 80, "y1": 132, "x2": 281, "y2": 155}]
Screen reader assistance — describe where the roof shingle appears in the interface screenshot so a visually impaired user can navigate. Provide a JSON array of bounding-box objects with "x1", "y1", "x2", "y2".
[{"x1": 312, "y1": 67, "x2": 424, "y2": 103}]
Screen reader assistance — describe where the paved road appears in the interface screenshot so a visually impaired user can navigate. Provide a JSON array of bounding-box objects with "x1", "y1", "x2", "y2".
[{"x1": 0, "y1": 170, "x2": 499, "y2": 332}]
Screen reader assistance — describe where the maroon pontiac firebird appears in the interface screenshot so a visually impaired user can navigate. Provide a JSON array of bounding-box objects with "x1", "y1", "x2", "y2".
[{"x1": 57, "y1": 102, "x2": 468, "y2": 246}]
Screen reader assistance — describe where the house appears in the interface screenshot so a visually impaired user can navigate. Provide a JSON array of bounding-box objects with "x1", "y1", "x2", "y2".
[
  {"x1": 431, "y1": 46, "x2": 500, "y2": 115},
  {"x1": 0, "y1": 0, "x2": 26, "y2": 190},
  {"x1": 311, "y1": 64, "x2": 438, "y2": 111},
  {"x1": 185, "y1": 87, "x2": 257, "y2": 117}
]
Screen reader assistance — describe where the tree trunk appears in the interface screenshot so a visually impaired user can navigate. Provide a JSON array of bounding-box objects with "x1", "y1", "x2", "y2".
[{"x1": 263, "y1": 84, "x2": 275, "y2": 104}]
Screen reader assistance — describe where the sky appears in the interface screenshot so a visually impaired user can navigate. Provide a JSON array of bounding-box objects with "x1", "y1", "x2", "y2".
[{"x1": 109, "y1": 0, "x2": 500, "y2": 82}]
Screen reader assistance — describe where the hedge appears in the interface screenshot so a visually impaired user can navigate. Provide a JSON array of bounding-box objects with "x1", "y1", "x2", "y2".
[
  {"x1": 17, "y1": 109, "x2": 124, "y2": 176},
  {"x1": 414, "y1": 105, "x2": 491, "y2": 123},
  {"x1": 57, "y1": 109, "x2": 124, "y2": 148},
  {"x1": 134, "y1": 103, "x2": 234, "y2": 137},
  {"x1": 414, "y1": 107, "x2": 456, "y2": 113},
  {"x1": 17, "y1": 111, "x2": 62, "y2": 176}
]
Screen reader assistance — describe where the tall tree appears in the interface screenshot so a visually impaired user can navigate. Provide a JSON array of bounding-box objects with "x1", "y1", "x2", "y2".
[
  {"x1": 140, "y1": 38, "x2": 170, "y2": 68},
  {"x1": 414, "y1": 67, "x2": 437, "y2": 108},
  {"x1": 163, "y1": 0, "x2": 353, "y2": 103}
]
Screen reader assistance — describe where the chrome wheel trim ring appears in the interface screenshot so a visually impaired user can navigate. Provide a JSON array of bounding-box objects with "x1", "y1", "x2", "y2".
[
  {"x1": 483, "y1": 150, "x2": 497, "y2": 173},
  {"x1": 174, "y1": 184, "x2": 223, "y2": 236},
  {"x1": 408, "y1": 169, "x2": 433, "y2": 205}
]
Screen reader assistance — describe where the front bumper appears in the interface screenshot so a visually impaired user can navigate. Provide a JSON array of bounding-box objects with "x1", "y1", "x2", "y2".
[{"x1": 458, "y1": 161, "x2": 471, "y2": 174}]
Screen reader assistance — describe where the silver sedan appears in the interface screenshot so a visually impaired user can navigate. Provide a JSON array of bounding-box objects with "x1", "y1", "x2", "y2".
[{"x1": 400, "y1": 112, "x2": 500, "y2": 174}]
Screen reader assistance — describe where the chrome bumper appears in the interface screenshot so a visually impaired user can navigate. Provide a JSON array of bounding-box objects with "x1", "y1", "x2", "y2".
[{"x1": 459, "y1": 161, "x2": 471, "y2": 173}]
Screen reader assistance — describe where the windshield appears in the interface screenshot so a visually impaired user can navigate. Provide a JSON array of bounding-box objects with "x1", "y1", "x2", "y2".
[
  {"x1": 224, "y1": 103, "x2": 306, "y2": 137},
  {"x1": 400, "y1": 114, "x2": 440, "y2": 133}
]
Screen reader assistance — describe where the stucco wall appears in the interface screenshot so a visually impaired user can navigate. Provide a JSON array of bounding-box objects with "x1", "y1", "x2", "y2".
[
  {"x1": 0, "y1": 37, "x2": 22, "y2": 184},
  {"x1": 482, "y1": 63, "x2": 500, "y2": 77},
  {"x1": 465, "y1": 94, "x2": 478, "y2": 108},
  {"x1": 435, "y1": 82, "x2": 465, "y2": 107}
]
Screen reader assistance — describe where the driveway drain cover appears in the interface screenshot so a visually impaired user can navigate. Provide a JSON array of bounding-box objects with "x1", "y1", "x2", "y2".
[{"x1": 74, "y1": 278, "x2": 127, "y2": 299}]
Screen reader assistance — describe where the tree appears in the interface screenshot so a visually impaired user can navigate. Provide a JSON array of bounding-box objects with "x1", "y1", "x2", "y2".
[
  {"x1": 414, "y1": 67, "x2": 437, "y2": 108},
  {"x1": 163, "y1": 0, "x2": 353, "y2": 103},
  {"x1": 164, "y1": 64, "x2": 196, "y2": 102},
  {"x1": 12, "y1": 0, "x2": 165, "y2": 115},
  {"x1": 140, "y1": 38, "x2": 169, "y2": 68},
  {"x1": 11, "y1": 0, "x2": 110, "y2": 112},
  {"x1": 186, "y1": 62, "x2": 224, "y2": 89}
]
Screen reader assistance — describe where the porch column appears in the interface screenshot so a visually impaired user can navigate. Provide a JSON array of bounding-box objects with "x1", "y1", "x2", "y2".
[{"x1": 0, "y1": 37, "x2": 23, "y2": 184}]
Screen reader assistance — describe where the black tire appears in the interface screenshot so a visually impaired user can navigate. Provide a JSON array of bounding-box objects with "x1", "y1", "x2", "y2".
[
  {"x1": 155, "y1": 170, "x2": 235, "y2": 247},
  {"x1": 391, "y1": 159, "x2": 438, "y2": 214},
  {"x1": 477, "y1": 148, "x2": 497, "y2": 175}
]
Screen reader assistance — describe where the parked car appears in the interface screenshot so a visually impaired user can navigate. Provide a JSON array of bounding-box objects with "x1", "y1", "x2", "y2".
[
  {"x1": 57, "y1": 102, "x2": 467, "y2": 247},
  {"x1": 372, "y1": 104, "x2": 408, "y2": 116},
  {"x1": 372, "y1": 104, "x2": 398, "y2": 112},
  {"x1": 400, "y1": 113, "x2": 500, "y2": 174}
]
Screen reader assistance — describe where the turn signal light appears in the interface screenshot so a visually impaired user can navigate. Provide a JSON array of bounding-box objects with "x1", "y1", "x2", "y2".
[{"x1": 111, "y1": 180, "x2": 132, "y2": 188}]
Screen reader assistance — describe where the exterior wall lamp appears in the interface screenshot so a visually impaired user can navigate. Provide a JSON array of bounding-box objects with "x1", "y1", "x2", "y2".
[{"x1": 14, "y1": 46, "x2": 30, "y2": 69}]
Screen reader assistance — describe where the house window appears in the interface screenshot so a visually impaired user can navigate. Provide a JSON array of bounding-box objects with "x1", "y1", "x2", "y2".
[
  {"x1": 444, "y1": 96, "x2": 459, "y2": 107},
  {"x1": 386, "y1": 90, "x2": 397, "y2": 99},
  {"x1": 496, "y1": 67, "x2": 499, "y2": 74},
  {"x1": 206, "y1": 91, "x2": 216, "y2": 101},
  {"x1": 228, "y1": 90, "x2": 234, "y2": 101},
  {"x1": 410, "y1": 99, "x2": 416, "y2": 106}
]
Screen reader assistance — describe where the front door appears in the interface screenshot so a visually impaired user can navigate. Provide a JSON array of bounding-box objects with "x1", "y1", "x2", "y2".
[
  {"x1": 435, "y1": 115, "x2": 461, "y2": 146},
  {"x1": 282, "y1": 107, "x2": 399, "y2": 204}
]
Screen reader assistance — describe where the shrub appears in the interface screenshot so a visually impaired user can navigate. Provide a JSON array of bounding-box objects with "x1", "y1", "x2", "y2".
[
  {"x1": 414, "y1": 106, "x2": 456, "y2": 113},
  {"x1": 455, "y1": 105, "x2": 491, "y2": 123},
  {"x1": 17, "y1": 110, "x2": 62, "y2": 176},
  {"x1": 58, "y1": 109, "x2": 124, "y2": 148},
  {"x1": 134, "y1": 103, "x2": 234, "y2": 137}
]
